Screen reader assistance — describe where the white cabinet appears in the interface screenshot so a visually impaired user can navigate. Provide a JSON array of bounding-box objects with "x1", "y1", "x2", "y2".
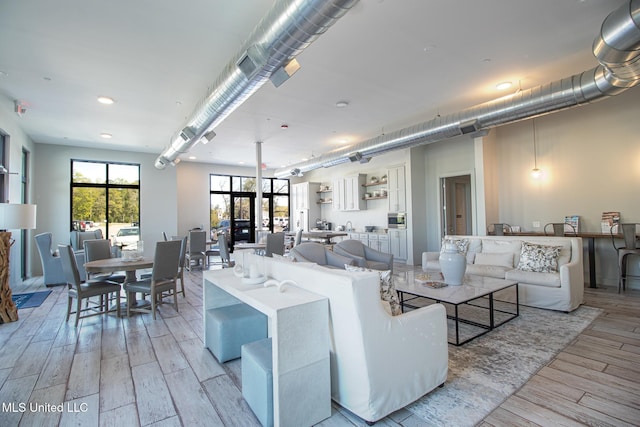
[
  {"x1": 334, "y1": 174, "x2": 365, "y2": 211},
  {"x1": 389, "y1": 229, "x2": 407, "y2": 261},
  {"x1": 387, "y1": 165, "x2": 406, "y2": 212},
  {"x1": 291, "y1": 182, "x2": 320, "y2": 231},
  {"x1": 291, "y1": 182, "x2": 319, "y2": 210},
  {"x1": 333, "y1": 178, "x2": 345, "y2": 211},
  {"x1": 377, "y1": 234, "x2": 390, "y2": 254}
]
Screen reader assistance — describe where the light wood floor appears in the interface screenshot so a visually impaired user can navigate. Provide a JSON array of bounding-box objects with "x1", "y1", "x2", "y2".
[{"x1": 0, "y1": 264, "x2": 638, "y2": 427}]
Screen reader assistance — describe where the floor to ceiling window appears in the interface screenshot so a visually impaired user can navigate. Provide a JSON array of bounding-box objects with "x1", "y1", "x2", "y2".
[
  {"x1": 71, "y1": 160, "x2": 140, "y2": 247},
  {"x1": 210, "y1": 174, "x2": 289, "y2": 246}
]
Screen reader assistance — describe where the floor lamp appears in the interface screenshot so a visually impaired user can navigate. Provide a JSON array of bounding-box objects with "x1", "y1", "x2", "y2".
[{"x1": 0, "y1": 203, "x2": 37, "y2": 323}]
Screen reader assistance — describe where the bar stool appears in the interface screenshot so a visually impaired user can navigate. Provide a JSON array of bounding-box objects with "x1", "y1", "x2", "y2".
[
  {"x1": 242, "y1": 338, "x2": 273, "y2": 427},
  {"x1": 205, "y1": 303, "x2": 267, "y2": 363}
]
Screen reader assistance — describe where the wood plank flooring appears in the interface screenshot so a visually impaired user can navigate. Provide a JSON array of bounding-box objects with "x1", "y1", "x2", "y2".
[{"x1": 0, "y1": 265, "x2": 638, "y2": 427}]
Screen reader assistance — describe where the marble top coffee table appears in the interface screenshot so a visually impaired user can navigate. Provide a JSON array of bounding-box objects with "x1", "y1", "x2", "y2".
[{"x1": 394, "y1": 271, "x2": 519, "y2": 345}]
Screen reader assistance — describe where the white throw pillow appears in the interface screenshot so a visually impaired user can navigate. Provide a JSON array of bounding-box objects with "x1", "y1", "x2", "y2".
[
  {"x1": 474, "y1": 252, "x2": 514, "y2": 268},
  {"x1": 517, "y1": 242, "x2": 561, "y2": 273},
  {"x1": 344, "y1": 265, "x2": 401, "y2": 316}
]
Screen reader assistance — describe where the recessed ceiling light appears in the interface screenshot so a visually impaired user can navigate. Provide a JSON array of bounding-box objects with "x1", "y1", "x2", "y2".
[
  {"x1": 280, "y1": 124, "x2": 289, "y2": 129},
  {"x1": 238, "y1": 161, "x2": 245, "y2": 164},
  {"x1": 496, "y1": 81, "x2": 513, "y2": 90},
  {"x1": 335, "y1": 100, "x2": 349, "y2": 108},
  {"x1": 97, "y1": 96, "x2": 115, "y2": 105},
  {"x1": 188, "y1": 156, "x2": 196, "y2": 160},
  {"x1": 100, "y1": 133, "x2": 112, "y2": 139}
]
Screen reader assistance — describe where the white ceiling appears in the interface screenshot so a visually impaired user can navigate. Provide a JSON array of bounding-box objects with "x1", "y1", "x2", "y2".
[{"x1": 0, "y1": 0, "x2": 628, "y2": 171}]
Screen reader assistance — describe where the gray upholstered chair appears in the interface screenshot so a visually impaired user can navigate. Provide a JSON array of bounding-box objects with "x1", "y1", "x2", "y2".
[
  {"x1": 124, "y1": 239, "x2": 182, "y2": 319},
  {"x1": 333, "y1": 239, "x2": 394, "y2": 273},
  {"x1": 265, "y1": 232, "x2": 285, "y2": 257},
  {"x1": 289, "y1": 242, "x2": 354, "y2": 269},
  {"x1": 35, "y1": 232, "x2": 66, "y2": 286},
  {"x1": 58, "y1": 244, "x2": 121, "y2": 326},
  {"x1": 186, "y1": 230, "x2": 207, "y2": 271},
  {"x1": 611, "y1": 223, "x2": 640, "y2": 293},
  {"x1": 83, "y1": 239, "x2": 125, "y2": 283}
]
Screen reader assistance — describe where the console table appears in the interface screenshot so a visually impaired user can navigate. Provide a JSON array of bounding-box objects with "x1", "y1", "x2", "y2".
[{"x1": 203, "y1": 269, "x2": 330, "y2": 426}]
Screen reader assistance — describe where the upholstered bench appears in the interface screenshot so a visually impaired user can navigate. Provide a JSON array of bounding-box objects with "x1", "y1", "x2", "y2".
[
  {"x1": 242, "y1": 337, "x2": 273, "y2": 427},
  {"x1": 205, "y1": 303, "x2": 267, "y2": 363}
]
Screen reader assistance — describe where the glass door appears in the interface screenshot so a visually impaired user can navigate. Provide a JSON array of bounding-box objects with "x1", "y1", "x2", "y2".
[{"x1": 231, "y1": 195, "x2": 255, "y2": 245}]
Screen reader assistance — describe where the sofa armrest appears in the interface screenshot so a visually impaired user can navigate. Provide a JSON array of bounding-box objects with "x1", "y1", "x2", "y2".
[
  {"x1": 326, "y1": 250, "x2": 355, "y2": 269},
  {"x1": 559, "y1": 254, "x2": 585, "y2": 306},
  {"x1": 363, "y1": 245, "x2": 394, "y2": 265},
  {"x1": 422, "y1": 251, "x2": 440, "y2": 269},
  {"x1": 364, "y1": 303, "x2": 448, "y2": 409}
]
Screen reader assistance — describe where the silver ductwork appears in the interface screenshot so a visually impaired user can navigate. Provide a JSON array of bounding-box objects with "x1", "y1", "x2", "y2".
[
  {"x1": 155, "y1": 0, "x2": 358, "y2": 169},
  {"x1": 275, "y1": 0, "x2": 640, "y2": 178}
]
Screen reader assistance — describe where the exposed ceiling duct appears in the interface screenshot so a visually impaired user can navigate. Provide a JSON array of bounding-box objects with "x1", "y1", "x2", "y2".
[
  {"x1": 275, "y1": 0, "x2": 640, "y2": 178},
  {"x1": 154, "y1": 0, "x2": 359, "y2": 169}
]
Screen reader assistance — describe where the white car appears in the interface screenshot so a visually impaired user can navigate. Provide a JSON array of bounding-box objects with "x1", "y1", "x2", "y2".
[{"x1": 113, "y1": 226, "x2": 140, "y2": 247}]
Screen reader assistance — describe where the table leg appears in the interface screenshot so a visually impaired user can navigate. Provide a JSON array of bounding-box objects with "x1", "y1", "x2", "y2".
[{"x1": 588, "y1": 237, "x2": 597, "y2": 288}]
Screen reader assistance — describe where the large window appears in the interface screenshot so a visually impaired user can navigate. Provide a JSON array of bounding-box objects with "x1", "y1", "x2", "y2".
[
  {"x1": 210, "y1": 174, "x2": 289, "y2": 245},
  {"x1": 71, "y1": 160, "x2": 140, "y2": 246}
]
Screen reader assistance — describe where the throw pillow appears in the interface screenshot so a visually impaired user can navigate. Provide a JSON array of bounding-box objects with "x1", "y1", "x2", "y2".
[
  {"x1": 344, "y1": 265, "x2": 401, "y2": 316},
  {"x1": 517, "y1": 242, "x2": 561, "y2": 273},
  {"x1": 474, "y1": 252, "x2": 514, "y2": 268},
  {"x1": 440, "y1": 237, "x2": 470, "y2": 255}
]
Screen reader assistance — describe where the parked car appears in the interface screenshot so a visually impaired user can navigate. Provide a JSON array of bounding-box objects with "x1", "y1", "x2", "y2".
[
  {"x1": 216, "y1": 219, "x2": 251, "y2": 242},
  {"x1": 113, "y1": 226, "x2": 140, "y2": 247}
]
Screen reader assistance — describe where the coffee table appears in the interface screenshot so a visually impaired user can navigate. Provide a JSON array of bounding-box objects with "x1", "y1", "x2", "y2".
[{"x1": 395, "y1": 271, "x2": 519, "y2": 345}]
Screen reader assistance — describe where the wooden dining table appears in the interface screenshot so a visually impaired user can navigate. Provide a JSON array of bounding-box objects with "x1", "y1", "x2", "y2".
[{"x1": 84, "y1": 256, "x2": 154, "y2": 311}]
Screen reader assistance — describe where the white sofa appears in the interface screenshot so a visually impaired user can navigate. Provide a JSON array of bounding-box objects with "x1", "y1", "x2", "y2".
[
  {"x1": 422, "y1": 235, "x2": 584, "y2": 312},
  {"x1": 263, "y1": 256, "x2": 448, "y2": 424}
]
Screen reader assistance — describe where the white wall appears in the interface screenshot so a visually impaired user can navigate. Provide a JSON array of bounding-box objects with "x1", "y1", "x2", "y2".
[
  {"x1": 31, "y1": 144, "x2": 178, "y2": 274},
  {"x1": 0, "y1": 94, "x2": 36, "y2": 288}
]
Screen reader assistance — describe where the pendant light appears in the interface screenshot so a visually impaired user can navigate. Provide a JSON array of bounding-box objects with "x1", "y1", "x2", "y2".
[{"x1": 531, "y1": 118, "x2": 542, "y2": 179}]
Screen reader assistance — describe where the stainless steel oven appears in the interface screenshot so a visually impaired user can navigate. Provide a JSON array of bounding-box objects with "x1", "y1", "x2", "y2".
[{"x1": 388, "y1": 212, "x2": 406, "y2": 229}]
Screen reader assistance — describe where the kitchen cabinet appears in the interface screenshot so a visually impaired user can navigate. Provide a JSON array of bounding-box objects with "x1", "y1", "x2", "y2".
[
  {"x1": 389, "y1": 229, "x2": 407, "y2": 261},
  {"x1": 387, "y1": 165, "x2": 406, "y2": 212},
  {"x1": 333, "y1": 174, "x2": 365, "y2": 211},
  {"x1": 291, "y1": 182, "x2": 319, "y2": 210},
  {"x1": 291, "y1": 182, "x2": 320, "y2": 231}
]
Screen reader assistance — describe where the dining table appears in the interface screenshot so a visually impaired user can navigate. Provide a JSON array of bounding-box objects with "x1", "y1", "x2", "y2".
[{"x1": 84, "y1": 256, "x2": 154, "y2": 312}]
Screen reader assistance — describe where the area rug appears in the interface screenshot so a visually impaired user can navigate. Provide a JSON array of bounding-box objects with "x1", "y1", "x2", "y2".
[
  {"x1": 406, "y1": 304, "x2": 602, "y2": 426},
  {"x1": 12, "y1": 290, "x2": 52, "y2": 309}
]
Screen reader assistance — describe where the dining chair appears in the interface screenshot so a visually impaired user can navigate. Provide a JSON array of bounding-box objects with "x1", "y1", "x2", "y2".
[
  {"x1": 265, "y1": 232, "x2": 285, "y2": 257},
  {"x1": 611, "y1": 223, "x2": 640, "y2": 293},
  {"x1": 58, "y1": 244, "x2": 121, "y2": 326},
  {"x1": 175, "y1": 235, "x2": 188, "y2": 297},
  {"x1": 185, "y1": 230, "x2": 207, "y2": 271},
  {"x1": 218, "y1": 232, "x2": 233, "y2": 268},
  {"x1": 123, "y1": 239, "x2": 182, "y2": 319},
  {"x1": 34, "y1": 232, "x2": 66, "y2": 286},
  {"x1": 83, "y1": 239, "x2": 126, "y2": 283},
  {"x1": 487, "y1": 223, "x2": 512, "y2": 236},
  {"x1": 544, "y1": 222, "x2": 577, "y2": 236}
]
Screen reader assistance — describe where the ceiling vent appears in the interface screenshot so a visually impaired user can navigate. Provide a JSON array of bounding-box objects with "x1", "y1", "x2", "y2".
[
  {"x1": 459, "y1": 119, "x2": 480, "y2": 135},
  {"x1": 237, "y1": 45, "x2": 268, "y2": 80}
]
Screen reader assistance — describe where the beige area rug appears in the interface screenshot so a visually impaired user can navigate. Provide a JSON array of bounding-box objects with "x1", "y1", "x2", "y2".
[{"x1": 406, "y1": 304, "x2": 602, "y2": 426}]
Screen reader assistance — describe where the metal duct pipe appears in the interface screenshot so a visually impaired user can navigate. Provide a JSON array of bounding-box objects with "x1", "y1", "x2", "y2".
[
  {"x1": 275, "y1": 0, "x2": 640, "y2": 178},
  {"x1": 155, "y1": 0, "x2": 358, "y2": 169}
]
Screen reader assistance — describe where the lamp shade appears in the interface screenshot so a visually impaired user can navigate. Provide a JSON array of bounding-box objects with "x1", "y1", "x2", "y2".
[{"x1": 0, "y1": 203, "x2": 37, "y2": 230}]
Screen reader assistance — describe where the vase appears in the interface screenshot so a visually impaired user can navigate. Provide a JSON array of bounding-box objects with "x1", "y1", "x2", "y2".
[{"x1": 439, "y1": 242, "x2": 466, "y2": 285}]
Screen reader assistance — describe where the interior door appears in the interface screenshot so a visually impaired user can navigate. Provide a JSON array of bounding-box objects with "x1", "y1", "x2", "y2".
[{"x1": 441, "y1": 174, "x2": 472, "y2": 237}]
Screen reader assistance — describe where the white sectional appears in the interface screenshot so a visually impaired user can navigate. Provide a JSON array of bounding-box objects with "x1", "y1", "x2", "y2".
[{"x1": 422, "y1": 235, "x2": 584, "y2": 312}]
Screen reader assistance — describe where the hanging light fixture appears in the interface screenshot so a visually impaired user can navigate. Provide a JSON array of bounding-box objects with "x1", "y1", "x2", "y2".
[{"x1": 531, "y1": 118, "x2": 542, "y2": 179}]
